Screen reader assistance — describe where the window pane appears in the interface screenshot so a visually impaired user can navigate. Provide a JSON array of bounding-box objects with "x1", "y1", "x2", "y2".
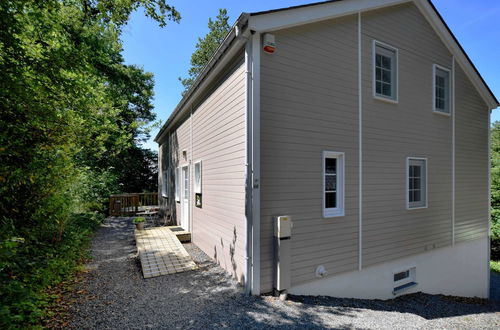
[
  {"x1": 325, "y1": 158, "x2": 336, "y2": 174},
  {"x1": 376, "y1": 67, "x2": 382, "y2": 81},
  {"x1": 382, "y1": 83, "x2": 391, "y2": 96},
  {"x1": 325, "y1": 175, "x2": 337, "y2": 191},
  {"x1": 412, "y1": 165, "x2": 420, "y2": 177},
  {"x1": 382, "y1": 55, "x2": 391, "y2": 69},
  {"x1": 414, "y1": 190, "x2": 421, "y2": 202},
  {"x1": 326, "y1": 192, "x2": 336, "y2": 208},
  {"x1": 382, "y1": 69, "x2": 391, "y2": 83},
  {"x1": 376, "y1": 54, "x2": 382, "y2": 67},
  {"x1": 376, "y1": 81, "x2": 382, "y2": 94}
]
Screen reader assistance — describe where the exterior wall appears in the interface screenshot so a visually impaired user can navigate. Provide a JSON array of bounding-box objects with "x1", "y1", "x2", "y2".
[
  {"x1": 455, "y1": 64, "x2": 489, "y2": 242},
  {"x1": 191, "y1": 60, "x2": 247, "y2": 282},
  {"x1": 361, "y1": 3, "x2": 453, "y2": 267},
  {"x1": 158, "y1": 55, "x2": 248, "y2": 282},
  {"x1": 259, "y1": 2, "x2": 490, "y2": 296},
  {"x1": 259, "y1": 14, "x2": 360, "y2": 293},
  {"x1": 290, "y1": 236, "x2": 489, "y2": 299}
]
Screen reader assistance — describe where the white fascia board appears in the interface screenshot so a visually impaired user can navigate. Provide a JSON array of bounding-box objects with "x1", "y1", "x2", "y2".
[
  {"x1": 414, "y1": 0, "x2": 498, "y2": 110},
  {"x1": 248, "y1": 0, "x2": 410, "y2": 32}
]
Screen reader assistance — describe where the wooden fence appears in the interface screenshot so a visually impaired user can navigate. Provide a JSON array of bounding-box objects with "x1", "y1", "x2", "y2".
[{"x1": 109, "y1": 192, "x2": 158, "y2": 216}]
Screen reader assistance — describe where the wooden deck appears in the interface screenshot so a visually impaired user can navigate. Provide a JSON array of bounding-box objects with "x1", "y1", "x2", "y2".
[{"x1": 135, "y1": 227, "x2": 196, "y2": 278}]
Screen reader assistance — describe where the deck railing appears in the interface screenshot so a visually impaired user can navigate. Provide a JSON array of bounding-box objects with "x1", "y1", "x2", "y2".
[{"x1": 109, "y1": 192, "x2": 158, "y2": 216}]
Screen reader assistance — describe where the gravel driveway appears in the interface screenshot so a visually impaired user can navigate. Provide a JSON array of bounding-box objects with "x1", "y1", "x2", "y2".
[{"x1": 68, "y1": 217, "x2": 500, "y2": 329}]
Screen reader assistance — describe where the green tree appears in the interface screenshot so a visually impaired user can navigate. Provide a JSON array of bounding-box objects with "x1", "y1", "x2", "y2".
[
  {"x1": 0, "y1": 0, "x2": 179, "y2": 326},
  {"x1": 491, "y1": 121, "x2": 500, "y2": 238},
  {"x1": 179, "y1": 9, "x2": 231, "y2": 94}
]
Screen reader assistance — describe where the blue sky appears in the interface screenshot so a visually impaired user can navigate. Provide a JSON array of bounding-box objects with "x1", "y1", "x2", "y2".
[{"x1": 121, "y1": 0, "x2": 500, "y2": 150}]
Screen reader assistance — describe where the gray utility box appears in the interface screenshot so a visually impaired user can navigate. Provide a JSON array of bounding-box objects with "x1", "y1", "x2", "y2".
[{"x1": 274, "y1": 216, "x2": 292, "y2": 291}]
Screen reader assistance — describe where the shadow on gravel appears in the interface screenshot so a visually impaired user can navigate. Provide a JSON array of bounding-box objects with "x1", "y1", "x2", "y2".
[
  {"x1": 66, "y1": 217, "x2": 500, "y2": 329},
  {"x1": 288, "y1": 292, "x2": 500, "y2": 321}
]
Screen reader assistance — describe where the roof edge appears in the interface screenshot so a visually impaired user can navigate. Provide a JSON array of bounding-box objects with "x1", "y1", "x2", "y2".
[{"x1": 154, "y1": 13, "x2": 250, "y2": 143}]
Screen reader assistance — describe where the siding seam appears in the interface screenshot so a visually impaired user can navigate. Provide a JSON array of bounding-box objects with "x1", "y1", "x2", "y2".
[
  {"x1": 452, "y1": 56, "x2": 455, "y2": 245},
  {"x1": 358, "y1": 11, "x2": 363, "y2": 271}
]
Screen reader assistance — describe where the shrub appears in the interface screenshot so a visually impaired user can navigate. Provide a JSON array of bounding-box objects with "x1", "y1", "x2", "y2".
[
  {"x1": 0, "y1": 212, "x2": 103, "y2": 328},
  {"x1": 133, "y1": 217, "x2": 146, "y2": 224}
]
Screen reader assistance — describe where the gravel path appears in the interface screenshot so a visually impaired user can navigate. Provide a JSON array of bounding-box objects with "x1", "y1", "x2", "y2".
[{"x1": 68, "y1": 217, "x2": 500, "y2": 329}]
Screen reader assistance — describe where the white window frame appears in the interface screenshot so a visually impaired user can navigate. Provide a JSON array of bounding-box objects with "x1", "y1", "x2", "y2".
[
  {"x1": 433, "y1": 64, "x2": 451, "y2": 116},
  {"x1": 162, "y1": 170, "x2": 169, "y2": 198},
  {"x1": 175, "y1": 167, "x2": 180, "y2": 202},
  {"x1": 323, "y1": 151, "x2": 345, "y2": 218},
  {"x1": 373, "y1": 40, "x2": 399, "y2": 103},
  {"x1": 194, "y1": 160, "x2": 202, "y2": 194},
  {"x1": 406, "y1": 157, "x2": 428, "y2": 210}
]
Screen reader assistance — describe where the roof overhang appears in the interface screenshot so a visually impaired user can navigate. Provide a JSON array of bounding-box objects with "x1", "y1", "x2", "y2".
[{"x1": 248, "y1": 0, "x2": 410, "y2": 31}]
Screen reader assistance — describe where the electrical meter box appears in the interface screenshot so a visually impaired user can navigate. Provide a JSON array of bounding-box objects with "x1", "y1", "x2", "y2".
[
  {"x1": 274, "y1": 215, "x2": 292, "y2": 238},
  {"x1": 274, "y1": 216, "x2": 292, "y2": 292}
]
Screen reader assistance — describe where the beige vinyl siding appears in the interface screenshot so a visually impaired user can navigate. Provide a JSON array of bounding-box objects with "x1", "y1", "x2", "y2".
[
  {"x1": 259, "y1": 14, "x2": 360, "y2": 293},
  {"x1": 361, "y1": 3, "x2": 453, "y2": 267},
  {"x1": 454, "y1": 64, "x2": 489, "y2": 242},
  {"x1": 191, "y1": 60, "x2": 247, "y2": 282},
  {"x1": 161, "y1": 55, "x2": 247, "y2": 282}
]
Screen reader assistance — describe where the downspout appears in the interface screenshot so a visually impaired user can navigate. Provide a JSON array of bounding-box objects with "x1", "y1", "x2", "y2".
[{"x1": 241, "y1": 22, "x2": 253, "y2": 296}]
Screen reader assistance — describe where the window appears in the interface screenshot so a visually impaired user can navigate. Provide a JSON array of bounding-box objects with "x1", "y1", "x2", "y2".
[
  {"x1": 323, "y1": 151, "x2": 344, "y2": 217},
  {"x1": 393, "y1": 267, "x2": 417, "y2": 294},
  {"x1": 394, "y1": 270, "x2": 409, "y2": 282},
  {"x1": 373, "y1": 41, "x2": 398, "y2": 102},
  {"x1": 433, "y1": 65, "x2": 451, "y2": 115},
  {"x1": 194, "y1": 161, "x2": 202, "y2": 194},
  {"x1": 194, "y1": 161, "x2": 202, "y2": 208},
  {"x1": 162, "y1": 171, "x2": 168, "y2": 197},
  {"x1": 175, "y1": 167, "x2": 180, "y2": 202},
  {"x1": 407, "y1": 158, "x2": 427, "y2": 209}
]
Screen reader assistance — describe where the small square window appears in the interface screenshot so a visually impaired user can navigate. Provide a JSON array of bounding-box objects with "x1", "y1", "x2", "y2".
[{"x1": 373, "y1": 41, "x2": 398, "y2": 102}]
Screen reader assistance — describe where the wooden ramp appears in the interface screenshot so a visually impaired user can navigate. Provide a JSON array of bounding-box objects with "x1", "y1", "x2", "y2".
[{"x1": 135, "y1": 227, "x2": 197, "y2": 278}]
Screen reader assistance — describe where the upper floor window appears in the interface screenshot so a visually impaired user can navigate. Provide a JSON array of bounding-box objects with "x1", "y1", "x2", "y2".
[
  {"x1": 433, "y1": 64, "x2": 451, "y2": 115},
  {"x1": 407, "y1": 157, "x2": 427, "y2": 209},
  {"x1": 323, "y1": 151, "x2": 345, "y2": 218},
  {"x1": 373, "y1": 41, "x2": 398, "y2": 102}
]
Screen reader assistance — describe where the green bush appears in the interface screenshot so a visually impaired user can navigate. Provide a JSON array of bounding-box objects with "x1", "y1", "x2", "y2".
[
  {"x1": 0, "y1": 212, "x2": 103, "y2": 328},
  {"x1": 133, "y1": 217, "x2": 146, "y2": 224}
]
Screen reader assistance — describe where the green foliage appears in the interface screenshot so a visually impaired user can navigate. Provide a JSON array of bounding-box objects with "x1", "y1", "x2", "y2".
[
  {"x1": 0, "y1": 0, "x2": 179, "y2": 327},
  {"x1": 0, "y1": 212, "x2": 103, "y2": 328},
  {"x1": 491, "y1": 122, "x2": 500, "y2": 240},
  {"x1": 133, "y1": 217, "x2": 145, "y2": 223},
  {"x1": 491, "y1": 260, "x2": 500, "y2": 274},
  {"x1": 179, "y1": 9, "x2": 231, "y2": 94}
]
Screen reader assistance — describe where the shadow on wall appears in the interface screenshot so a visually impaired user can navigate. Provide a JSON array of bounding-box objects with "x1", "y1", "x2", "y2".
[
  {"x1": 213, "y1": 226, "x2": 246, "y2": 285},
  {"x1": 160, "y1": 132, "x2": 178, "y2": 226}
]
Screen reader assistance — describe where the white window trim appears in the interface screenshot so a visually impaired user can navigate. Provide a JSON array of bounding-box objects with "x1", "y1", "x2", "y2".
[
  {"x1": 194, "y1": 160, "x2": 202, "y2": 194},
  {"x1": 372, "y1": 40, "x2": 399, "y2": 104},
  {"x1": 323, "y1": 151, "x2": 345, "y2": 218},
  {"x1": 162, "y1": 169, "x2": 169, "y2": 198},
  {"x1": 175, "y1": 166, "x2": 180, "y2": 202},
  {"x1": 406, "y1": 157, "x2": 428, "y2": 210},
  {"x1": 432, "y1": 64, "x2": 452, "y2": 117}
]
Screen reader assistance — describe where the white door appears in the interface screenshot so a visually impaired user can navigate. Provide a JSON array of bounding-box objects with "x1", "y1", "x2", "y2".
[{"x1": 181, "y1": 165, "x2": 190, "y2": 230}]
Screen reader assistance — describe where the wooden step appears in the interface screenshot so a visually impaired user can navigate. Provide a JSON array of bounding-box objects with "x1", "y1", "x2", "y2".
[{"x1": 166, "y1": 226, "x2": 191, "y2": 243}]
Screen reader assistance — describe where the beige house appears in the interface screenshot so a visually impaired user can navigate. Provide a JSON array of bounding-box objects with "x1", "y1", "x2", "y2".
[{"x1": 155, "y1": 0, "x2": 498, "y2": 299}]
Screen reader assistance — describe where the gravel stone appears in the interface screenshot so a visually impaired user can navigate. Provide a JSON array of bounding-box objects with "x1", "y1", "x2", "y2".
[{"x1": 68, "y1": 217, "x2": 500, "y2": 329}]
